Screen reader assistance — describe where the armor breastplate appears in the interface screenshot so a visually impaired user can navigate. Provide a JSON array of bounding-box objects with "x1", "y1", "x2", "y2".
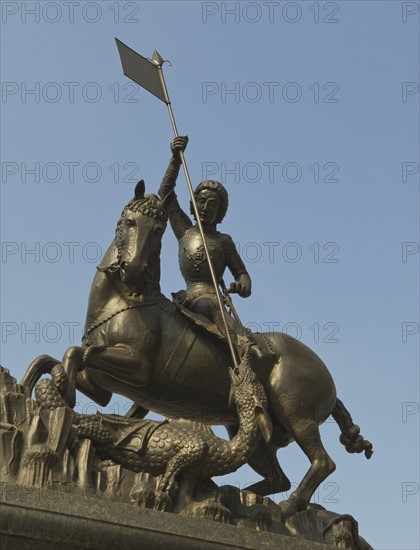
[{"x1": 179, "y1": 227, "x2": 225, "y2": 288}]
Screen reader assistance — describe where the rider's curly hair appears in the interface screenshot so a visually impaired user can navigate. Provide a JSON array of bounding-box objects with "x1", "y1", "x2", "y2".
[{"x1": 190, "y1": 180, "x2": 229, "y2": 224}]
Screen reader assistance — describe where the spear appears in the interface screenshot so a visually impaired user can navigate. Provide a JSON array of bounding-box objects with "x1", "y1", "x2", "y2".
[{"x1": 115, "y1": 39, "x2": 240, "y2": 367}]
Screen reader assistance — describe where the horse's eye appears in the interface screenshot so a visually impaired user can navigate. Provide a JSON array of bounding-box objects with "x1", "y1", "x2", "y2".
[
  {"x1": 125, "y1": 218, "x2": 135, "y2": 227},
  {"x1": 154, "y1": 224, "x2": 163, "y2": 235}
]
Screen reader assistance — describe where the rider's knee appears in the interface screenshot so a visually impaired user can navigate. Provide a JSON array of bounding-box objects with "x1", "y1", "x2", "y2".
[{"x1": 190, "y1": 297, "x2": 213, "y2": 318}]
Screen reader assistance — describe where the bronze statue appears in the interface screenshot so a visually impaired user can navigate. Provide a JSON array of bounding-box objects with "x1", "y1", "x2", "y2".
[
  {"x1": 0, "y1": 41, "x2": 375, "y2": 549},
  {"x1": 21, "y1": 179, "x2": 373, "y2": 518}
]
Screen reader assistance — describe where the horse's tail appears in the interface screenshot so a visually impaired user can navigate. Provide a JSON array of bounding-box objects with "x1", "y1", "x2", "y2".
[{"x1": 332, "y1": 398, "x2": 373, "y2": 459}]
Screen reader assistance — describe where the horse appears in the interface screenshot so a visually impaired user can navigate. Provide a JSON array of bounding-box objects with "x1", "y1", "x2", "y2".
[{"x1": 21, "y1": 181, "x2": 372, "y2": 517}]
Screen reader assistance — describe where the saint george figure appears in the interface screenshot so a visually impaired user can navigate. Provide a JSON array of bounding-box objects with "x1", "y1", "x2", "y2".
[{"x1": 159, "y1": 136, "x2": 251, "y2": 337}]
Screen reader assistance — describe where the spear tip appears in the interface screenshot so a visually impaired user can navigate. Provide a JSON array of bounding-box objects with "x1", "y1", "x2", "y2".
[{"x1": 151, "y1": 50, "x2": 165, "y2": 67}]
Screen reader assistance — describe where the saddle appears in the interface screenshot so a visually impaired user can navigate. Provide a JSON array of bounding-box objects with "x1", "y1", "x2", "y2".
[
  {"x1": 172, "y1": 290, "x2": 248, "y2": 342},
  {"x1": 171, "y1": 291, "x2": 263, "y2": 357}
]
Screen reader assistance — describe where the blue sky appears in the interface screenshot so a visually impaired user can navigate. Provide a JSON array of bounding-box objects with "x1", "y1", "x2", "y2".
[{"x1": 1, "y1": 1, "x2": 419, "y2": 548}]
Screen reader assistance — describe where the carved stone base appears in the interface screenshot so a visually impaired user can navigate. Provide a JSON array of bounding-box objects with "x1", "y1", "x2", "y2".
[
  {"x1": 0, "y1": 482, "x2": 338, "y2": 550},
  {"x1": 0, "y1": 366, "x2": 372, "y2": 549}
]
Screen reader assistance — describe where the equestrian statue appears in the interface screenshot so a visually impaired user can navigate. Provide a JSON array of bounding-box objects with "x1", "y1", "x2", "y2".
[{"x1": 20, "y1": 136, "x2": 373, "y2": 519}]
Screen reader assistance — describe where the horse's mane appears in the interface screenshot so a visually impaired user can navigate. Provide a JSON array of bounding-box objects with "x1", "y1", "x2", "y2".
[{"x1": 115, "y1": 193, "x2": 167, "y2": 243}]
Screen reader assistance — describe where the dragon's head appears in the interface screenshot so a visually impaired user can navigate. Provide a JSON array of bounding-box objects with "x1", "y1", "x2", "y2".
[{"x1": 228, "y1": 344, "x2": 272, "y2": 443}]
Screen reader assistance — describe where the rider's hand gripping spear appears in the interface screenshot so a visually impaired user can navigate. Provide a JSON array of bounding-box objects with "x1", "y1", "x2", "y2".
[{"x1": 115, "y1": 38, "x2": 242, "y2": 368}]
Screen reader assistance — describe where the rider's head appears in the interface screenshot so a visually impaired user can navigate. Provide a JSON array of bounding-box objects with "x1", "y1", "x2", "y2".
[{"x1": 190, "y1": 180, "x2": 229, "y2": 225}]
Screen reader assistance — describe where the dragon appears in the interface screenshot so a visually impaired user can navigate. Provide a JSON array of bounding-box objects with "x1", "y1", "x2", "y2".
[{"x1": 35, "y1": 347, "x2": 270, "y2": 495}]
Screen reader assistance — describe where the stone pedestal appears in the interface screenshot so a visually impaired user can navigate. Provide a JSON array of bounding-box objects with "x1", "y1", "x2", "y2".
[
  {"x1": 1, "y1": 482, "x2": 337, "y2": 550},
  {"x1": 0, "y1": 367, "x2": 372, "y2": 550}
]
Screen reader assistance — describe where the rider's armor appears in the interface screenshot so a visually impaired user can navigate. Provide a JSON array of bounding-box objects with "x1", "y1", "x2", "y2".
[
  {"x1": 158, "y1": 156, "x2": 250, "y2": 333},
  {"x1": 179, "y1": 227, "x2": 247, "y2": 307}
]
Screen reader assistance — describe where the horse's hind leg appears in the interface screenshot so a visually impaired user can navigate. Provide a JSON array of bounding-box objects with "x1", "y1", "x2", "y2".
[
  {"x1": 246, "y1": 440, "x2": 291, "y2": 496},
  {"x1": 280, "y1": 420, "x2": 336, "y2": 517},
  {"x1": 226, "y1": 425, "x2": 291, "y2": 496}
]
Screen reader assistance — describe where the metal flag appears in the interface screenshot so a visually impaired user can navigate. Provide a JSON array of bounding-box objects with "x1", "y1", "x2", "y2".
[
  {"x1": 115, "y1": 38, "x2": 241, "y2": 368},
  {"x1": 115, "y1": 38, "x2": 168, "y2": 104}
]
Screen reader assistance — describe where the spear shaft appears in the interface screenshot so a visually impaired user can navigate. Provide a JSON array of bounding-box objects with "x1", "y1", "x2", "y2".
[{"x1": 154, "y1": 59, "x2": 240, "y2": 368}]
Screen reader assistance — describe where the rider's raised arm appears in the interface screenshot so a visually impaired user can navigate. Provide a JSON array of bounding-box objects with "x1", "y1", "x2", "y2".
[
  {"x1": 158, "y1": 136, "x2": 192, "y2": 241},
  {"x1": 223, "y1": 234, "x2": 252, "y2": 298}
]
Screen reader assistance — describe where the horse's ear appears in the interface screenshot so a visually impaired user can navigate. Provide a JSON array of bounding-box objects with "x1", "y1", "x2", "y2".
[{"x1": 134, "y1": 179, "x2": 145, "y2": 199}]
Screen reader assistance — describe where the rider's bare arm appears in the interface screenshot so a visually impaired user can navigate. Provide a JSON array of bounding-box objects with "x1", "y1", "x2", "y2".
[
  {"x1": 223, "y1": 235, "x2": 252, "y2": 298},
  {"x1": 158, "y1": 136, "x2": 191, "y2": 240}
]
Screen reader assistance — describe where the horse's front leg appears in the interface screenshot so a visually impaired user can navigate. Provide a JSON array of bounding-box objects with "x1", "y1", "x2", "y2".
[
  {"x1": 20, "y1": 354, "x2": 61, "y2": 392},
  {"x1": 60, "y1": 345, "x2": 86, "y2": 407},
  {"x1": 58, "y1": 344, "x2": 108, "y2": 407},
  {"x1": 58, "y1": 342, "x2": 152, "y2": 408},
  {"x1": 77, "y1": 343, "x2": 152, "y2": 399}
]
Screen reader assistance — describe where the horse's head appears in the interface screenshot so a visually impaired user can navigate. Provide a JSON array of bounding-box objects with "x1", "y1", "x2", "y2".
[{"x1": 114, "y1": 180, "x2": 167, "y2": 293}]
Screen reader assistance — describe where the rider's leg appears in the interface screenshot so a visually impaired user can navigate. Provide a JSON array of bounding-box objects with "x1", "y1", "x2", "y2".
[{"x1": 190, "y1": 297, "x2": 262, "y2": 358}]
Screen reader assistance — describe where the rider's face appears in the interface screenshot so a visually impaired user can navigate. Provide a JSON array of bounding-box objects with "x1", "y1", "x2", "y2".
[{"x1": 196, "y1": 190, "x2": 220, "y2": 226}]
